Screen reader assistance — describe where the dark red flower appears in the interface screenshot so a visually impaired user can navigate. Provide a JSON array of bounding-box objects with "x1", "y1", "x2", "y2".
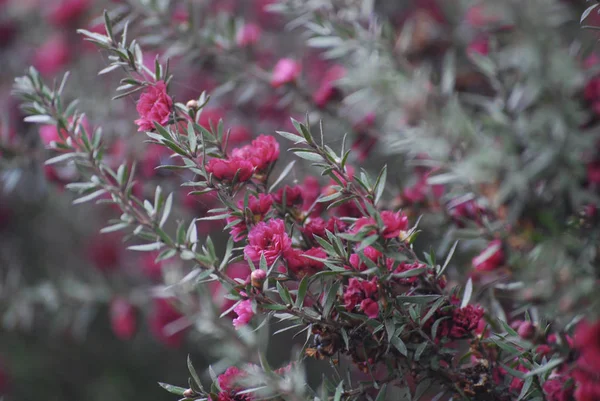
[
  {"x1": 228, "y1": 194, "x2": 274, "y2": 241},
  {"x1": 448, "y1": 305, "x2": 484, "y2": 339},
  {"x1": 87, "y1": 234, "x2": 122, "y2": 272},
  {"x1": 543, "y1": 373, "x2": 574, "y2": 401},
  {"x1": 134, "y1": 81, "x2": 173, "y2": 132}
]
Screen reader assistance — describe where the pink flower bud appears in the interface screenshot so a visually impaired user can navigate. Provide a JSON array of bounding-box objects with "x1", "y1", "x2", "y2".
[
  {"x1": 251, "y1": 269, "x2": 267, "y2": 288},
  {"x1": 271, "y1": 58, "x2": 301, "y2": 88},
  {"x1": 517, "y1": 321, "x2": 536, "y2": 340},
  {"x1": 236, "y1": 23, "x2": 261, "y2": 47}
]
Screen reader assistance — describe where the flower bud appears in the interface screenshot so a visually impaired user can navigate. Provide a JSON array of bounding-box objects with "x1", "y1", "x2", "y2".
[
  {"x1": 186, "y1": 99, "x2": 199, "y2": 110},
  {"x1": 251, "y1": 269, "x2": 267, "y2": 288},
  {"x1": 517, "y1": 321, "x2": 536, "y2": 340},
  {"x1": 183, "y1": 388, "x2": 195, "y2": 398}
]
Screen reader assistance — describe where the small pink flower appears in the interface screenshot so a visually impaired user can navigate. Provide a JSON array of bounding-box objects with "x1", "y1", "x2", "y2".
[
  {"x1": 134, "y1": 81, "x2": 173, "y2": 132},
  {"x1": 228, "y1": 194, "x2": 273, "y2": 241},
  {"x1": 348, "y1": 246, "x2": 382, "y2": 271},
  {"x1": 231, "y1": 135, "x2": 280, "y2": 172},
  {"x1": 233, "y1": 299, "x2": 254, "y2": 329},
  {"x1": 34, "y1": 34, "x2": 70, "y2": 77},
  {"x1": 472, "y1": 239, "x2": 504, "y2": 272},
  {"x1": 109, "y1": 297, "x2": 136, "y2": 340},
  {"x1": 352, "y1": 211, "x2": 408, "y2": 239},
  {"x1": 236, "y1": 23, "x2": 261, "y2": 47},
  {"x1": 244, "y1": 219, "x2": 292, "y2": 265},
  {"x1": 206, "y1": 158, "x2": 254, "y2": 182},
  {"x1": 271, "y1": 58, "x2": 301, "y2": 88},
  {"x1": 273, "y1": 185, "x2": 303, "y2": 207},
  {"x1": 343, "y1": 278, "x2": 379, "y2": 318},
  {"x1": 283, "y1": 247, "x2": 327, "y2": 277},
  {"x1": 313, "y1": 65, "x2": 346, "y2": 108},
  {"x1": 543, "y1": 373, "x2": 574, "y2": 401}
]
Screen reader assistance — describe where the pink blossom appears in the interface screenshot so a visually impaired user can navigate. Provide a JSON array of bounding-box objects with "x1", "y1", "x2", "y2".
[
  {"x1": 206, "y1": 158, "x2": 254, "y2": 182},
  {"x1": 231, "y1": 135, "x2": 280, "y2": 172},
  {"x1": 448, "y1": 305, "x2": 484, "y2": 339},
  {"x1": 47, "y1": 0, "x2": 90, "y2": 26},
  {"x1": 244, "y1": 219, "x2": 291, "y2": 265},
  {"x1": 236, "y1": 23, "x2": 261, "y2": 47},
  {"x1": 348, "y1": 246, "x2": 382, "y2": 272},
  {"x1": 303, "y1": 217, "x2": 346, "y2": 240},
  {"x1": 198, "y1": 107, "x2": 225, "y2": 130},
  {"x1": 109, "y1": 297, "x2": 136, "y2": 340},
  {"x1": 313, "y1": 65, "x2": 346, "y2": 108},
  {"x1": 352, "y1": 211, "x2": 409, "y2": 239},
  {"x1": 134, "y1": 81, "x2": 173, "y2": 132},
  {"x1": 271, "y1": 58, "x2": 301, "y2": 88},
  {"x1": 273, "y1": 185, "x2": 303, "y2": 207},
  {"x1": 34, "y1": 34, "x2": 70, "y2": 77},
  {"x1": 233, "y1": 299, "x2": 254, "y2": 329},
  {"x1": 228, "y1": 194, "x2": 273, "y2": 241},
  {"x1": 472, "y1": 240, "x2": 504, "y2": 272},
  {"x1": 283, "y1": 247, "x2": 327, "y2": 277},
  {"x1": 149, "y1": 298, "x2": 187, "y2": 348},
  {"x1": 584, "y1": 78, "x2": 600, "y2": 116},
  {"x1": 587, "y1": 161, "x2": 600, "y2": 184},
  {"x1": 343, "y1": 278, "x2": 379, "y2": 318},
  {"x1": 543, "y1": 373, "x2": 574, "y2": 401},
  {"x1": 217, "y1": 366, "x2": 253, "y2": 400},
  {"x1": 390, "y1": 261, "x2": 428, "y2": 285}
]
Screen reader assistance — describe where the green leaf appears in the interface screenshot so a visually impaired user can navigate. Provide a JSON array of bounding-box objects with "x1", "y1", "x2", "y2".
[
  {"x1": 333, "y1": 382, "x2": 344, "y2": 401},
  {"x1": 158, "y1": 382, "x2": 187, "y2": 396},
  {"x1": 73, "y1": 189, "x2": 107, "y2": 204},
  {"x1": 292, "y1": 149, "x2": 324, "y2": 162},
  {"x1": 391, "y1": 333, "x2": 408, "y2": 356},
  {"x1": 438, "y1": 240, "x2": 458, "y2": 277},
  {"x1": 276, "y1": 282, "x2": 292, "y2": 305},
  {"x1": 128, "y1": 242, "x2": 163, "y2": 251},
  {"x1": 523, "y1": 358, "x2": 564, "y2": 378},
  {"x1": 461, "y1": 278, "x2": 473, "y2": 308},
  {"x1": 276, "y1": 130, "x2": 306, "y2": 144},
  {"x1": 295, "y1": 275, "x2": 310, "y2": 309},
  {"x1": 187, "y1": 355, "x2": 204, "y2": 393},
  {"x1": 374, "y1": 384, "x2": 387, "y2": 401},
  {"x1": 373, "y1": 165, "x2": 387, "y2": 205},
  {"x1": 269, "y1": 160, "x2": 296, "y2": 192},
  {"x1": 45, "y1": 153, "x2": 77, "y2": 165}
]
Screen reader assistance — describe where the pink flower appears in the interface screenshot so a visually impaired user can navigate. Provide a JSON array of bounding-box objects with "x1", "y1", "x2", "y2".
[
  {"x1": 472, "y1": 240, "x2": 504, "y2": 272},
  {"x1": 448, "y1": 305, "x2": 484, "y2": 339},
  {"x1": 283, "y1": 247, "x2": 327, "y2": 277},
  {"x1": 34, "y1": 34, "x2": 70, "y2": 77},
  {"x1": 236, "y1": 23, "x2": 261, "y2": 47},
  {"x1": 273, "y1": 185, "x2": 303, "y2": 207},
  {"x1": 233, "y1": 299, "x2": 254, "y2": 329},
  {"x1": 271, "y1": 58, "x2": 301, "y2": 88},
  {"x1": 543, "y1": 374, "x2": 574, "y2": 401},
  {"x1": 464, "y1": 5, "x2": 500, "y2": 27},
  {"x1": 575, "y1": 320, "x2": 600, "y2": 372},
  {"x1": 467, "y1": 36, "x2": 490, "y2": 56},
  {"x1": 302, "y1": 217, "x2": 346, "y2": 240},
  {"x1": 244, "y1": 219, "x2": 291, "y2": 265},
  {"x1": 109, "y1": 297, "x2": 136, "y2": 340},
  {"x1": 343, "y1": 278, "x2": 379, "y2": 318},
  {"x1": 313, "y1": 65, "x2": 346, "y2": 108},
  {"x1": 352, "y1": 211, "x2": 409, "y2": 239},
  {"x1": 140, "y1": 252, "x2": 170, "y2": 280},
  {"x1": 228, "y1": 194, "x2": 273, "y2": 241},
  {"x1": 217, "y1": 366, "x2": 253, "y2": 400},
  {"x1": 210, "y1": 263, "x2": 252, "y2": 316},
  {"x1": 206, "y1": 158, "x2": 254, "y2": 182},
  {"x1": 231, "y1": 135, "x2": 280, "y2": 172},
  {"x1": 198, "y1": 107, "x2": 225, "y2": 130},
  {"x1": 149, "y1": 298, "x2": 187, "y2": 348},
  {"x1": 47, "y1": 0, "x2": 90, "y2": 26},
  {"x1": 584, "y1": 78, "x2": 600, "y2": 116},
  {"x1": 134, "y1": 81, "x2": 173, "y2": 132},
  {"x1": 348, "y1": 246, "x2": 382, "y2": 272}
]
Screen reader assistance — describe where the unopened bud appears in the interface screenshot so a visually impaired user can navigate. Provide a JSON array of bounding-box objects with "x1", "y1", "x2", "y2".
[
  {"x1": 251, "y1": 269, "x2": 267, "y2": 288},
  {"x1": 183, "y1": 388, "x2": 195, "y2": 398},
  {"x1": 186, "y1": 99, "x2": 199, "y2": 110},
  {"x1": 517, "y1": 321, "x2": 536, "y2": 340}
]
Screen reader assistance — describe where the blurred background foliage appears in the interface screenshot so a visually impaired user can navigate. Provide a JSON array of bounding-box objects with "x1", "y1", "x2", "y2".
[{"x1": 1, "y1": 0, "x2": 599, "y2": 400}]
